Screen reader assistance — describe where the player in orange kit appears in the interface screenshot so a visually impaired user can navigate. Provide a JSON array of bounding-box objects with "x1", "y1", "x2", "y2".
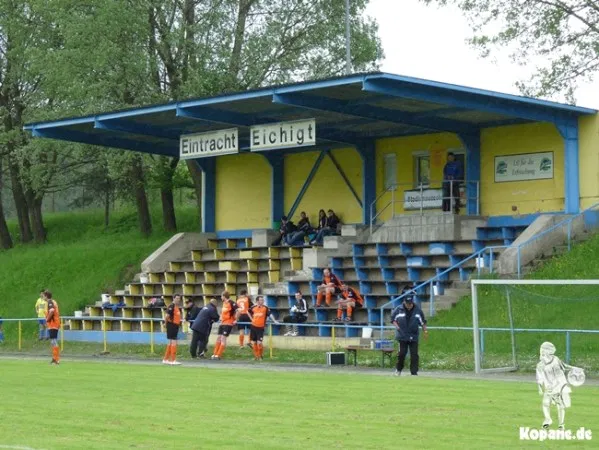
[
  {"x1": 316, "y1": 268, "x2": 342, "y2": 307},
  {"x1": 236, "y1": 289, "x2": 252, "y2": 349},
  {"x1": 335, "y1": 285, "x2": 364, "y2": 322},
  {"x1": 247, "y1": 296, "x2": 279, "y2": 360},
  {"x1": 163, "y1": 294, "x2": 182, "y2": 365},
  {"x1": 211, "y1": 291, "x2": 237, "y2": 360},
  {"x1": 45, "y1": 291, "x2": 61, "y2": 365}
]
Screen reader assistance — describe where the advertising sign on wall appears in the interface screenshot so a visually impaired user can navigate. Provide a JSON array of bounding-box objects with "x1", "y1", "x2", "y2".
[{"x1": 494, "y1": 152, "x2": 554, "y2": 182}]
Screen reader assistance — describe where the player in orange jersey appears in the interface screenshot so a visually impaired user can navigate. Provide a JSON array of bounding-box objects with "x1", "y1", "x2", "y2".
[
  {"x1": 335, "y1": 285, "x2": 364, "y2": 322},
  {"x1": 45, "y1": 291, "x2": 61, "y2": 365},
  {"x1": 247, "y1": 296, "x2": 279, "y2": 360},
  {"x1": 163, "y1": 294, "x2": 182, "y2": 365},
  {"x1": 236, "y1": 289, "x2": 253, "y2": 349},
  {"x1": 211, "y1": 291, "x2": 237, "y2": 360},
  {"x1": 316, "y1": 268, "x2": 342, "y2": 307}
]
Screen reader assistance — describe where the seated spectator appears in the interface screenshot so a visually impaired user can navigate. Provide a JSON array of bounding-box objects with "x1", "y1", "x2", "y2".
[
  {"x1": 285, "y1": 211, "x2": 313, "y2": 247},
  {"x1": 282, "y1": 291, "x2": 308, "y2": 336},
  {"x1": 0, "y1": 317, "x2": 4, "y2": 343},
  {"x1": 335, "y1": 285, "x2": 364, "y2": 322},
  {"x1": 309, "y1": 209, "x2": 340, "y2": 246},
  {"x1": 184, "y1": 297, "x2": 201, "y2": 326},
  {"x1": 147, "y1": 297, "x2": 166, "y2": 309},
  {"x1": 272, "y1": 216, "x2": 297, "y2": 246},
  {"x1": 102, "y1": 298, "x2": 126, "y2": 313},
  {"x1": 316, "y1": 268, "x2": 343, "y2": 307}
]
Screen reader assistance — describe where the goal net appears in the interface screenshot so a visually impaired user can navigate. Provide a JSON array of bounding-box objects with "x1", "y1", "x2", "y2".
[{"x1": 471, "y1": 279, "x2": 599, "y2": 374}]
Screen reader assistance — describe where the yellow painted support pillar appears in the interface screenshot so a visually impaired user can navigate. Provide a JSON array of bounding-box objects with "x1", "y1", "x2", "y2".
[
  {"x1": 150, "y1": 319, "x2": 155, "y2": 354},
  {"x1": 269, "y1": 324, "x2": 273, "y2": 359},
  {"x1": 60, "y1": 319, "x2": 64, "y2": 351}
]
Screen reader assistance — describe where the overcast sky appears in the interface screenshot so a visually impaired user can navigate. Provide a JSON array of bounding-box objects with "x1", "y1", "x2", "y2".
[{"x1": 365, "y1": 0, "x2": 599, "y2": 109}]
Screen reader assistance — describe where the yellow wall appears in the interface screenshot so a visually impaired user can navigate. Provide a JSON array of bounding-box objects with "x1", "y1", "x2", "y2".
[
  {"x1": 480, "y1": 122, "x2": 564, "y2": 216},
  {"x1": 283, "y1": 148, "x2": 363, "y2": 224},
  {"x1": 579, "y1": 114, "x2": 599, "y2": 210},
  {"x1": 375, "y1": 133, "x2": 463, "y2": 221},
  {"x1": 215, "y1": 153, "x2": 271, "y2": 230}
]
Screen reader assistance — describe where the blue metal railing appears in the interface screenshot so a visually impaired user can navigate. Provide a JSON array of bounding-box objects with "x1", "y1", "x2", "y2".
[
  {"x1": 378, "y1": 202, "x2": 599, "y2": 333},
  {"x1": 2, "y1": 317, "x2": 597, "y2": 365}
]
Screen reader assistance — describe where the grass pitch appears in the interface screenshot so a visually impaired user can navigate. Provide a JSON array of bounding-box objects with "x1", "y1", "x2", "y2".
[{"x1": 0, "y1": 359, "x2": 597, "y2": 449}]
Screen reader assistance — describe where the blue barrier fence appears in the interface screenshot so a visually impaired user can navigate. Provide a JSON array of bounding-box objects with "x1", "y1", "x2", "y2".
[{"x1": 2, "y1": 317, "x2": 597, "y2": 365}]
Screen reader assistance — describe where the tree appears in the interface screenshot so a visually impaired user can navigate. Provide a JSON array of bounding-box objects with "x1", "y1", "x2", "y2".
[
  {"x1": 0, "y1": 157, "x2": 13, "y2": 249},
  {"x1": 421, "y1": 0, "x2": 599, "y2": 101}
]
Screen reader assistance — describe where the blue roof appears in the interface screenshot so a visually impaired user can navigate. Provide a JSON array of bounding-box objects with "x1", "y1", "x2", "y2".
[{"x1": 24, "y1": 72, "x2": 596, "y2": 157}]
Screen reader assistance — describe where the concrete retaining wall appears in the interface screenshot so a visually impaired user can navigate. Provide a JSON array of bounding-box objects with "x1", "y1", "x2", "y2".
[
  {"x1": 369, "y1": 213, "x2": 487, "y2": 243},
  {"x1": 141, "y1": 232, "x2": 215, "y2": 273},
  {"x1": 497, "y1": 214, "x2": 584, "y2": 274}
]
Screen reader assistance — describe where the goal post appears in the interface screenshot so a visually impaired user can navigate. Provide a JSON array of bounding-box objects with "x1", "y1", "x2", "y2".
[{"x1": 471, "y1": 279, "x2": 599, "y2": 375}]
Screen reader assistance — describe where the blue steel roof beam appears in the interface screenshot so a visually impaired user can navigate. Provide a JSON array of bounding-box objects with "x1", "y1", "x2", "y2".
[
  {"x1": 362, "y1": 77, "x2": 580, "y2": 124},
  {"x1": 272, "y1": 93, "x2": 476, "y2": 135},
  {"x1": 94, "y1": 119, "x2": 181, "y2": 141},
  {"x1": 32, "y1": 128, "x2": 178, "y2": 157},
  {"x1": 176, "y1": 106, "x2": 264, "y2": 127}
]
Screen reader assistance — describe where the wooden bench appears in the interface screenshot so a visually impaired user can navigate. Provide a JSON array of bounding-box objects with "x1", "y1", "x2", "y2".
[{"x1": 345, "y1": 344, "x2": 395, "y2": 368}]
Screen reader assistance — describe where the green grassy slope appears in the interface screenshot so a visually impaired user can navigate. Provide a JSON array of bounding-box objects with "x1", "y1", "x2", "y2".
[
  {"x1": 429, "y1": 233, "x2": 599, "y2": 370},
  {"x1": 0, "y1": 207, "x2": 199, "y2": 334}
]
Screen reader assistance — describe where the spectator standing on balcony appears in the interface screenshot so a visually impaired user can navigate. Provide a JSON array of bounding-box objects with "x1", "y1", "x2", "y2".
[
  {"x1": 272, "y1": 216, "x2": 297, "y2": 246},
  {"x1": 35, "y1": 290, "x2": 48, "y2": 340},
  {"x1": 391, "y1": 294, "x2": 428, "y2": 376},
  {"x1": 163, "y1": 295, "x2": 182, "y2": 365},
  {"x1": 286, "y1": 211, "x2": 313, "y2": 246},
  {"x1": 283, "y1": 291, "x2": 308, "y2": 336},
  {"x1": 211, "y1": 291, "x2": 237, "y2": 360},
  {"x1": 442, "y1": 152, "x2": 463, "y2": 214},
  {"x1": 190, "y1": 299, "x2": 219, "y2": 358},
  {"x1": 309, "y1": 209, "x2": 340, "y2": 246},
  {"x1": 45, "y1": 291, "x2": 61, "y2": 365}
]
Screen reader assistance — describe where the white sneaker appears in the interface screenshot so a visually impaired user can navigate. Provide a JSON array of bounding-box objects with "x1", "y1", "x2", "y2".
[
  {"x1": 171, "y1": 361, "x2": 182, "y2": 365},
  {"x1": 291, "y1": 332, "x2": 298, "y2": 337},
  {"x1": 162, "y1": 359, "x2": 169, "y2": 364},
  {"x1": 394, "y1": 370, "x2": 401, "y2": 376},
  {"x1": 284, "y1": 331, "x2": 292, "y2": 336}
]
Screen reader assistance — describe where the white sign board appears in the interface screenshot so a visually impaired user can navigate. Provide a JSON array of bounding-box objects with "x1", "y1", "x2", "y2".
[
  {"x1": 494, "y1": 152, "x2": 554, "y2": 182},
  {"x1": 250, "y1": 119, "x2": 315, "y2": 152},
  {"x1": 404, "y1": 188, "x2": 443, "y2": 210},
  {"x1": 180, "y1": 128, "x2": 238, "y2": 159}
]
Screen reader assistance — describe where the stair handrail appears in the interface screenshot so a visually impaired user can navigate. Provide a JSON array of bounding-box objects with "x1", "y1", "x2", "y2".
[{"x1": 377, "y1": 202, "x2": 599, "y2": 336}]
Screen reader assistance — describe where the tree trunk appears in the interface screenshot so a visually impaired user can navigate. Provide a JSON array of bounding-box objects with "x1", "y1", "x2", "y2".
[
  {"x1": 0, "y1": 159, "x2": 14, "y2": 250},
  {"x1": 131, "y1": 155, "x2": 152, "y2": 236},
  {"x1": 104, "y1": 185, "x2": 110, "y2": 229},
  {"x1": 186, "y1": 159, "x2": 203, "y2": 230},
  {"x1": 28, "y1": 196, "x2": 46, "y2": 243},
  {"x1": 8, "y1": 158, "x2": 33, "y2": 243},
  {"x1": 161, "y1": 187, "x2": 177, "y2": 232}
]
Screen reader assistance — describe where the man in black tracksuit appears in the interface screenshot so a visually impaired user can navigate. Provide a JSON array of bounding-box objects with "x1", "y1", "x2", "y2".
[
  {"x1": 391, "y1": 289, "x2": 428, "y2": 376},
  {"x1": 185, "y1": 298, "x2": 201, "y2": 327},
  {"x1": 190, "y1": 299, "x2": 219, "y2": 358}
]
